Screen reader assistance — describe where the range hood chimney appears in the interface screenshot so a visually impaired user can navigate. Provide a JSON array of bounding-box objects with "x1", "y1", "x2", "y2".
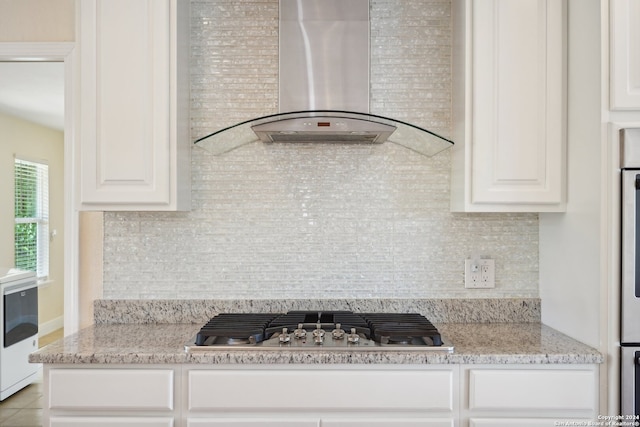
[{"x1": 194, "y1": 0, "x2": 453, "y2": 157}]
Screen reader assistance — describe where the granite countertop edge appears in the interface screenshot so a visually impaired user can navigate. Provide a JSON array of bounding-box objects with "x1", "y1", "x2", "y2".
[{"x1": 29, "y1": 322, "x2": 604, "y2": 366}]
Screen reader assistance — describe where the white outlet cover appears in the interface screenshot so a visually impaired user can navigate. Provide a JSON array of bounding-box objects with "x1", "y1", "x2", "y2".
[{"x1": 464, "y1": 258, "x2": 495, "y2": 289}]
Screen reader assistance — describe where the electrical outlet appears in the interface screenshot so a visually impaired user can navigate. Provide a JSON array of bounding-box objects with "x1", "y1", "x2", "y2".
[{"x1": 464, "y1": 258, "x2": 495, "y2": 289}]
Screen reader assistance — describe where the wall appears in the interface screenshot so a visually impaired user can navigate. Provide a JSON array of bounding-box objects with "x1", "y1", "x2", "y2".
[
  {"x1": 538, "y1": 0, "x2": 611, "y2": 413},
  {"x1": 0, "y1": 112, "x2": 65, "y2": 329},
  {"x1": 79, "y1": 212, "x2": 102, "y2": 329},
  {"x1": 102, "y1": 0, "x2": 539, "y2": 299},
  {"x1": 0, "y1": 0, "x2": 74, "y2": 42},
  {"x1": 539, "y1": 0, "x2": 602, "y2": 348}
]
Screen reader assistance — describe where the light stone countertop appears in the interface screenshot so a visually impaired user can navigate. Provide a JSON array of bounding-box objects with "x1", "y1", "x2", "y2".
[{"x1": 29, "y1": 322, "x2": 603, "y2": 365}]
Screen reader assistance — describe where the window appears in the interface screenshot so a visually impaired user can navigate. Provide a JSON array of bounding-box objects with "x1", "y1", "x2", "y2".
[{"x1": 14, "y1": 158, "x2": 49, "y2": 280}]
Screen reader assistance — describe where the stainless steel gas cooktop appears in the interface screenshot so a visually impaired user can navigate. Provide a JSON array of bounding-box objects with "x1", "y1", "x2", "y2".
[{"x1": 185, "y1": 311, "x2": 454, "y2": 353}]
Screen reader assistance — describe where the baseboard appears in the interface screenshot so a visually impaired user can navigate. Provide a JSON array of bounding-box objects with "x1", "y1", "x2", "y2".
[{"x1": 39, "y1": 316, "x2": 64, "y2": 337}]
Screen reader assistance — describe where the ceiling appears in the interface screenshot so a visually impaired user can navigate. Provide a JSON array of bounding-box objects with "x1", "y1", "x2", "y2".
[{"x1": 0, "y1": 62, "x2": 65, "y2": 131}]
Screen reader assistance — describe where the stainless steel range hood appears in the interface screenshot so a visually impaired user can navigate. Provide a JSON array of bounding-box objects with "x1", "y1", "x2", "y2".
[{"x1": 194, "y1": 0, "x2": 453, "y2": 157}]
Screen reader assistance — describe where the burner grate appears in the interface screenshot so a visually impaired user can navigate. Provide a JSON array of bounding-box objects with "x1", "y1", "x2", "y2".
[
  {"x1": 195, "y1": 313, "x2": 279, "y2": 346},
  {"x1": 361, "y1": 313, "x2": 443, "y2": 346}
]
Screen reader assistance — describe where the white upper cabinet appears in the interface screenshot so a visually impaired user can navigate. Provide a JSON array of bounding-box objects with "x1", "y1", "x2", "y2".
[
  {"x1": 77, "y1": 0, "x2": 190, "y2": 211},
  {"x1": 611, "y1": 0, "x2": 640, "y2": 109},
  {"x1": 451, "y1": 0, "x2": 567, "y2": 212}
]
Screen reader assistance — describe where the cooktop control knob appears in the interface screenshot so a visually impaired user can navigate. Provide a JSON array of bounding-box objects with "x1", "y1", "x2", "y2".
[
  {"x1": 293, "y1": 323, "x2": 307, "y2": 339},
  {"x1": 313, "y1": 323, "x2": 325, "y2": 337},
  {"x1": 332, "y1": 323, "x2": 345, "y2": 340},
  {"x1": 313, "y1": 322, "x2": 325, "y2": 344},
  {"x1": 279, "y1": 327, "x2": 291, "y2": 343},
  {"x1": 347, "y1": 328, "x2": 360, "y2": 344}
]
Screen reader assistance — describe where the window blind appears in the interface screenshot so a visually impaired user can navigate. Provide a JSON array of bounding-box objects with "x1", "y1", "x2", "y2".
[{"x1": 14, "y1": 158, "x2": 49, "y2": 279}]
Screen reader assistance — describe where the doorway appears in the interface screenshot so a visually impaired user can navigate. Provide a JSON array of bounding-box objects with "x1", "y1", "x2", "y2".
[
  {"x1": 0, "y1": 42, "x2": 79, "y2": 335},
  {"x1": 0, "y1": 60, "x2": 65, "y2": 338}
]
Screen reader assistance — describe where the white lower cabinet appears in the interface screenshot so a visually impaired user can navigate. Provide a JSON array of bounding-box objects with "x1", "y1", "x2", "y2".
[
  {"x1": 467, "y1": 368, "x2": 596, "y2": 411},
  {"x1": 186, "y1": 419, "x2": 453, "y2": 427},
  {"x1": 187, "y1": 369, "x2": 454, "y2": 412},
  {"x1": 185, "y1": 367, "x2": 456, "y2": 427},
  {"x1": 321, "y1": 419, "x2": 454, "y2": 426},
  {"x1": 51, "y1": 417, "x2": 175, "y2": 427},
  {"x1": 49, "y1": 368, "x2": 174, "y2": 410},
  {"x1": 45, "y1": 367, "x2": 176, "y2": 427},
  {"x1": 469, "y1": 419, "x2": 593, "y2": 427},
  {"x1": 187, "y1": 420, "x2": 318, "y2": 427},
  {"x1": 462, "y1": 365, "x2": 599, "y2": 426},
  {"x1": 43, "y1": 364, "x2": 599, "y2": 427}
]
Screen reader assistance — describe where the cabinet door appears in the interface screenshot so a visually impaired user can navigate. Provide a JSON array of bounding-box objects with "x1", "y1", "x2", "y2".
[
  {"x1": 611, "y1": 0, "x2": 640, "y2": 109},
  {"x1": 186, "y1": 419, "x2": 452, "y2": 427},
  {"x1": 49, "y1": 368, "x2": 174, "y2": 411},
  {"x1": 187, "y1": 420, "x2": 318, "y2": 427},
  {"x1": 451, "y1": 0, "x2": 566, "y2": 212},
  {"x1": 321, "y1": 419, "x2": 453, "y2": 427},
  {"x1": 469, "y1": 419, "x2": 592, "y2": 427},
  {"x1": 51, "y1": 417, "x2": 174, "y2": 427},
  {"x1": 78, "y1": 0, "x2": 190, "y2": 210},
  {"x1": 467, "y1": 369, "x2": 596, "y2": 411},
  {"x1": 188, "y1": 369, "x2": 454, "y2": 412}
]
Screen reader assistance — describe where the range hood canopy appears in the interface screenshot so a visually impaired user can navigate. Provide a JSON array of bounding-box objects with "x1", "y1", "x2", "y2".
[
  {"x1": 194, "y1": 110, "x2": 453, "y2": 156},
  {"x1": 194, "y1": 0, "x2": 453, "y2": 157}
]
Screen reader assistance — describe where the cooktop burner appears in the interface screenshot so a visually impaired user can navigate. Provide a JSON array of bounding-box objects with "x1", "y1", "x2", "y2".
[{"x1": 185, "y1": 311, "x2": 453, "y2": 352}]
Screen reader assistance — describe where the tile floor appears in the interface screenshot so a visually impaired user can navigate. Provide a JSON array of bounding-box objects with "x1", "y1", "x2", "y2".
[{"x1": 0, "y1": 329, "x2": 63, "y2": 427}]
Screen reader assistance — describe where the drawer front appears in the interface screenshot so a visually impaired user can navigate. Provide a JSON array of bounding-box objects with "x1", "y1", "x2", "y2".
[
  {"x1": 321, "y1": 419, "x2": 454, "y2": 426},
  {"x1": 50, "y1": 417, "x2": 174, "y2": 427},
  {"x1": 187, "y1": 420, "x2": 319, "y2": 427},
  {"x1": 49, "y1": 369, "x2": 174, "y2": 410},
  {"x1": 470, "y1": 419, "x2": 593, "y2": 427},
  {"x1": 468, "y1": 369, "x2": 596, "y2": 411},
  {"x1": 188, "y1": 370, "x2": 454, "y2": 412}
]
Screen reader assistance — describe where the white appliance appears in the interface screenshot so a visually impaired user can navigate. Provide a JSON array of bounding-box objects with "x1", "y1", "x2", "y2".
[
  {"x1": 0, "y1": 267, "x2": 39, "y2": 400},
  {"x1": 620, "y1": 129, "x2": 640, "y2": 417}
]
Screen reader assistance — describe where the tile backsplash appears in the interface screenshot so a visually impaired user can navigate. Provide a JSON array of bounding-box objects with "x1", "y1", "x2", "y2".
[{"x1": 102, "y1": 0, "x2": 539, "y2": 299}]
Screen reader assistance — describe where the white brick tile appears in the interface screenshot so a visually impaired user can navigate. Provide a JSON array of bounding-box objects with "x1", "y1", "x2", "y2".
[{"x1": 102, "y1": 0, "x2": 539, "y2": 300}]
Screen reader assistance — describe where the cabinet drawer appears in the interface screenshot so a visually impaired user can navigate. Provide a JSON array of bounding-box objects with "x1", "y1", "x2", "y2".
[
  {"x1": 49, "y1": 369, "x2": 174, "y2": 410},
  {"x1": 188, "y1": 370, "x2": 454, "y2": 412},
  {"x1": 322, "y1": 419, "x2": 454, "y2": 426},
  {"x1": 187, "y1": 420, "x2": 318, "y2": 427},
  {"x1": 468, "y1": 369, "x2": 596, "y2": 411},
  {"x1": 470, "y1": 419, "x2": 592, "y2": 427},
  {"x1": 50, "y1": 417, "x2": 174, "y2": 427}
]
